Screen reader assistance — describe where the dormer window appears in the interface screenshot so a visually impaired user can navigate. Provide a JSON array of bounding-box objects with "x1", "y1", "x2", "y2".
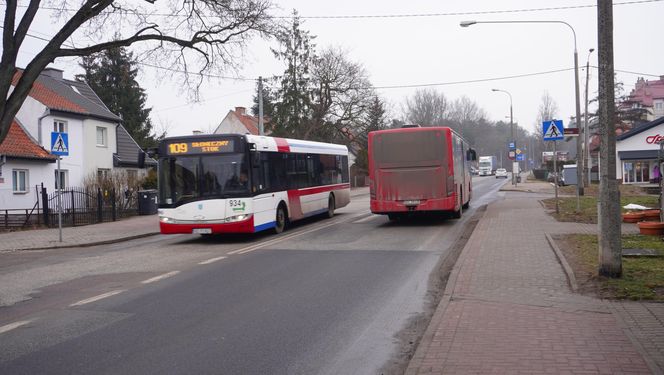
[{"x1": 53, "y1": 120, "x2": 67, "y2": 133}]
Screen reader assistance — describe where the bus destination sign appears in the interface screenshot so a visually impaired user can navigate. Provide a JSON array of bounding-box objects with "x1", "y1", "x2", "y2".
[{"x1": 167, "y1": 139, "x2": 234, "y2": 155}]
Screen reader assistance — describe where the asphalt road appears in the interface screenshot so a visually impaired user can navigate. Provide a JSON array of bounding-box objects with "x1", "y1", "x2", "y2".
[{"x1": 0, "y1": 176, "x2": 508, "y2": 375}]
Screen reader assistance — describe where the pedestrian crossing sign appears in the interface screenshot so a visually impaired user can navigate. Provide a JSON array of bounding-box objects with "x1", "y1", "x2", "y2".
[
  {"x1": 542, "y1": 120, "x2": 564, "y2": 141},
  {"x1": 51, "y1": 132, "x2": 69, "y2": 156}
]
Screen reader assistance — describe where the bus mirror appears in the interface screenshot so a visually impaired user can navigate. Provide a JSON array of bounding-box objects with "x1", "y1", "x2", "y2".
[{"x1": 467, "y1": 149, "x2": 477, "y2": 161}]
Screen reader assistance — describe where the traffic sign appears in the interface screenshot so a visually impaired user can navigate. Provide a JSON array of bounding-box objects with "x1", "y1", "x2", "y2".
[
  {"x1": 508, "y1": 141, "x2": 516, "y2": 150},
  {"x1": 516, "y1": 154, "x2": 525, "y2": 161},
  {"x1": 542, "y1": 120, "x2": 564, "y2": 141},
  {"x1": 51, "y1": 132, "x2": 69, "y2": 156},
  {"x1": 508, "y1": 150, "x2": 516, "y2": 160},
  {"x1": 563, "y1": 128, "x2": 579, "y2": 136},
  {"x1": 516, "y1": 148, "x2": 522, "y2": 155}
]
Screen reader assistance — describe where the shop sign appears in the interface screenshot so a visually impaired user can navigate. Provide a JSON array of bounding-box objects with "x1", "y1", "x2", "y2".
[{"x1": 646, "y1": 134, "x2": 664, "y2": 144}]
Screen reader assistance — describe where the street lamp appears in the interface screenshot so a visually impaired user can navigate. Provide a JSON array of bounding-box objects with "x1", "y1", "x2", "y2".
[
  {"x1": 491, "y1": 88, "x2": 517, "y2": 186},
  {"x1": 584, "y1": 48, "x2": 595, "y2": 186},
  {"x1": 461, "y1": 19, "x2": 585, "y2": 203}
]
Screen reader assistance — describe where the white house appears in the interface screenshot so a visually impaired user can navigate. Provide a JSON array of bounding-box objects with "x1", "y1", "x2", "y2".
[
  {"x1": 615, "y1": 116, "x2": 664, "y2": 184},
  {"x1": 214, "y1": 107, "x2": 261, "y2": 135},
  {"x1": 0, "y1": 68, "x2": 155, "y2": 210}
]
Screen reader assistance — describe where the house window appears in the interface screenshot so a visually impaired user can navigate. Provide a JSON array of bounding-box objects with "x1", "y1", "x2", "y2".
[
  {"x1": 55, "y1": 169, "x2": 68, "y2": 190},
  {"x1": 53, "y1": 120, "x2": 67, "y2": 133},
  {"x1": 97, "y1": 168, "x2": 111, "y2": 181},
  {"x1": 96, "y1": 126, "x2": 107, "y2": 147},
  {"x1": 12, "y1": 169, "x2": 28, "y2": 193}
]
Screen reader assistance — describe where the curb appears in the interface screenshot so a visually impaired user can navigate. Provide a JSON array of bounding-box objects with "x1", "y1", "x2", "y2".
[
  {"x1": 3, "y1": 232, "x2": 160, "y2": 253},
  {"x1": 545, "y1": 233, "x2": 579, "y2": 292}
]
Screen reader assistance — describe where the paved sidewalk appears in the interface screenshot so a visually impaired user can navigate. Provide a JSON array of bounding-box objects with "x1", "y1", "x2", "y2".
[
  {"x1": 0, "y1": 187, "x2": 370, "y2": 252},
  {"x1": 406, "y1": 190, "x2": 662, "y2": 374}
]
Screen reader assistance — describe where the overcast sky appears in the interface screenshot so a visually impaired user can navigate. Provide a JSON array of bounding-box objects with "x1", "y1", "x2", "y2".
[{"x1": 15, "y1": 0, "x2": 664, "y2": 139}]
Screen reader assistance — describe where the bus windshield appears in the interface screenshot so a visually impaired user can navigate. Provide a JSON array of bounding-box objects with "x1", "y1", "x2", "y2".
[{"x1": 159, "y1": 153, "x2": 249, "y2": 206}]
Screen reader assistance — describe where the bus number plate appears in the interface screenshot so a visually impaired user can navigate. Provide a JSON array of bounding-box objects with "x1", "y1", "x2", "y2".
[
  {"x1": 404, "y1": 200, "x2": 420, "y2": 206},
  {"x1": 193, "y1": 228, "x2": 212, "y2": 234}
]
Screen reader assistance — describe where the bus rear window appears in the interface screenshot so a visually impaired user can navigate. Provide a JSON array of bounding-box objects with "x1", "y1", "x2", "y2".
[{"x1": 372, "y1": 131, "x2": 446, "y2": 166}]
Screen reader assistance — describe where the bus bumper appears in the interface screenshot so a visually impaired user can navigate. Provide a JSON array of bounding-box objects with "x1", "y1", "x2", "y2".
[
  {"x1": 160, "y1": 216, "x2": 255, "y2": 234},
  {"x1": 370, "y1": 197, "x2": 456, "y2": 214}
]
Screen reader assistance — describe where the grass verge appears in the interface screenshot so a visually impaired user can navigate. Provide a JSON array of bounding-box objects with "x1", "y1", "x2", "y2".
[
  {"x1": 542, "y1": 195, "x2": 659, "y2": 223},
  {"x1": 556, "y1": 233, "x2": 664, "y2": 301}
]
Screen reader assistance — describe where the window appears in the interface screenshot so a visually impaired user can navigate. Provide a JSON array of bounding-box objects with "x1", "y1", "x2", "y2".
[
  {"x1": 55, "y1": 169, "x2": 68, "y2": 190},
  {"x1": 97, "y1": 168, "x2": 111, "y2": 181},
  {"x1": 96, "y1": 126, "x2": 107, "y2": 146},
  {"x1": 12, "y1": 169, "x2": 28, "y2": 193},
  {"x1": 53, "y1": 120, "x2": 67, "y2": 133}
]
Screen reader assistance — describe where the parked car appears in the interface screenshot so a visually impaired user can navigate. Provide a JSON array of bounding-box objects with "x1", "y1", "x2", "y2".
[
  {"x1": 547, "y1": 172, "x2": 565, "y2": 186},
  {"x1": 470, "y1": 166, "x2": 479, "y2": 175},
  {"x1": 495, "y1": 168, "x2": 508, "y2": 178}
]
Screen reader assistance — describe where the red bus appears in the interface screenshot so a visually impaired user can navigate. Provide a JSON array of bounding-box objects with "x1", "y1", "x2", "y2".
[{"x1": 368, "y1": 126, "x2": 476, "y2": 220}]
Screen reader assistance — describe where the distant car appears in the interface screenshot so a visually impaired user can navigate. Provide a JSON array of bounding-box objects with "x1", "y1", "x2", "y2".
[
  {"x1": 495, "y1": 168, "x2": 508, "y2": 178},
  {"x1": 470, "y1": 166, "x2": 479, "y2": 175},
  {"x1": 547, "y1": 172, "x2": 565, "y2": 186}
]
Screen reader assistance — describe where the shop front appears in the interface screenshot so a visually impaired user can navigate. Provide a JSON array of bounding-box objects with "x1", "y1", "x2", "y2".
[{"x1": 616, "y1": 116, "x2": 664, "y2": 184}]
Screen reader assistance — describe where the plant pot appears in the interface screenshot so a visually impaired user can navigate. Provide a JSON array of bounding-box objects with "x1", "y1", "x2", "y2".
[
  {"x1": 622, "y1": 212, "x2": 645, "y2": 223},
  {"x1": 642, "y1": 209, "x2": 661, "y2": 221},
  {"x1": 637, "y1": 221, "x2": 664, "y2": 236}
]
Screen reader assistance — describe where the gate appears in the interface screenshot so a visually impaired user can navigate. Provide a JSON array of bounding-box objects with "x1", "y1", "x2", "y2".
[{"x1": 42, "y1": 186, "x2": 139, "y2": 227}]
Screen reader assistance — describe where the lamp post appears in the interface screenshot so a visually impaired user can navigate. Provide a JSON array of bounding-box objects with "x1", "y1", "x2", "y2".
[
  {"x1": 461, "y1": 19, "x2": 585, "y2": 205},
  {"x1": 584, "y1": 48, "x2": 595, "y2": 186},
  {"x1": 492, "y1": 88, "x2": 517, "y2": 186}
]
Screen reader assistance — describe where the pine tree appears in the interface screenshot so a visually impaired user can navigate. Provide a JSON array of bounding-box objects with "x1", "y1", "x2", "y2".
[
  {"x1": 355, "y1": 96, "x2": 389, "y2": 171},
  {"x1": 270, "y1": 10, "x2": 315, "y2": 138},
  {"x1": 77, "y1": 46, "x2": 158, "y2": 148}
]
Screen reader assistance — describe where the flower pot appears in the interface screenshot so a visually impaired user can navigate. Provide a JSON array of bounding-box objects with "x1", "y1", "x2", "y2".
[
  {"x1": 637, "y1": 221, "x2": 664, "y2": 236},
  {"x1": 642, "y1": 209, "x2": 661, "y2": 222},
  {"x1": 622, "y1": 212, "x2": 645, "y2": 223}
]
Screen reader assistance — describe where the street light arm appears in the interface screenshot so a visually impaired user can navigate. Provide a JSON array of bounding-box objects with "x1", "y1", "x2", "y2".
[{"x1": 461, "y1": 19, "x2": 577, "y2": 51}]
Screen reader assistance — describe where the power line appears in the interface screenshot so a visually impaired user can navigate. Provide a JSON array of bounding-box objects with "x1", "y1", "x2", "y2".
[
  {"x1": 1, "y1": 0, "x2": 661, "y2": 19},
  {"x1": 154, "y1": 88, "x2": 255, "y2": 113}
]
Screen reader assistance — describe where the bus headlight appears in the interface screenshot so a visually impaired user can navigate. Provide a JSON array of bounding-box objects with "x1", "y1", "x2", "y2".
[
  {"x1": 159, "y1": 216, "x2": 171, "y2": 223},
  {"x1": 225, "y1": 214, "x2": 250, "y2": 223}
]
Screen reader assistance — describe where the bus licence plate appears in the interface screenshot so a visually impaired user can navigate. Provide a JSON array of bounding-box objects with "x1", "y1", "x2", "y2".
[
  {"x1": 193, "y1": 228, "x2": 212, "y2": 234},
  {"x1": 404, "y1": 200, "x2": 420, "y2": 206}
]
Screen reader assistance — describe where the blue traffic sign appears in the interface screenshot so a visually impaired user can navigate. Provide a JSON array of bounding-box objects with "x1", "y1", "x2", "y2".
[
  {"x1": 508, "y1": 141, "x2": 516, "y2": 150},
  {"x1": 516, "y1": 154, "x2": 525, "y2": 161},
  {"x1": 542, "y1": 120, "x2": 564, "y2": 141},
  {"x1": 51, "y1": 132, "x2": 69, "y2": 156}
]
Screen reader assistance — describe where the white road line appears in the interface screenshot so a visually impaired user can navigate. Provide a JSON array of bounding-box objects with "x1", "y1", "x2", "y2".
[
  {"x1": 198, "y1": 256, "x2": 227, "y2": 265},
  {"x1": 141, "y1": 271, "x2": 180, "y2": 284},
  {"x1": 228, "y1": 212, "x2": 368, "y2": 256},
  {"x1": 69, "y1": 290, "x2": 126, "y2": 307},
  {"x1": 352, "y1": 214, "x2": 378, "y2": 223},
  {"x1": 0, "y1": 320, "x2": 32, "y2": 335}
]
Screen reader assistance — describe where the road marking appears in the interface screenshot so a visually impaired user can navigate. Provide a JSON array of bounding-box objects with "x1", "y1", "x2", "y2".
[
  {"x1": 69, "y1": 290, "x2": 125, "y2": 307},
  {"x1": 352, "y1": 214, "x2": 378, "y2": 223},
  {"x1": 228, "y1": 212, "x2": 368, "y2": 256},
  {"x1": 141, "y1": 271, "x2": 180, "y2": 284},
  {"x1": 0, "y1": 320, "x2": 32, "y2": 335},
  {"x1": 198, "y1": 256, "x2": 227, "y2": 265}
]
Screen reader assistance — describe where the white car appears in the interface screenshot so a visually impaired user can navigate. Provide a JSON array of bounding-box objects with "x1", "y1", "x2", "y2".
[{"x1": 495, "y1": 168, "x2": 508, "y2": 178}]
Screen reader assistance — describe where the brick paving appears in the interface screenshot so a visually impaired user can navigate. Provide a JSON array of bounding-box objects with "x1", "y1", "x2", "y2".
[{"x1": 407, "y1": 188, "x2": 661, "y2": 375}]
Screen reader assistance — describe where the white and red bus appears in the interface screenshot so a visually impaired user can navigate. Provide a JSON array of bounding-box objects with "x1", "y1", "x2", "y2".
[
  {"x1": 368, "y1": 126, "x2": 476, "y2": 220},
  {"x1": 157, "y1": 134, "x2": 350, "y2": 235}
]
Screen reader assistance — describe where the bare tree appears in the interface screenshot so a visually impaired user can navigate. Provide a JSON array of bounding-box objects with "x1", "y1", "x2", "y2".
[
  {"x1": 448, "y1": 95, "x2": 486, "y2": 135},
  {"x1": 403, "y1": 89, "x2": 449, "y2": 126},
  {"x1": 304, "y1": 47, "x2": 374, "y2": 141},
  {"x1": 0, "y1": 0, "x2": 276, "y2": 144},
  {"x1": 534, "y1": 91, "x2": 560, "y2": 152}
]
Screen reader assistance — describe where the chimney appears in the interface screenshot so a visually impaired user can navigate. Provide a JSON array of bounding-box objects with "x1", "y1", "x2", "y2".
[
  {"x1": 192, "y1": 130, "x2": 203, "y2": 135},
  {"x1": 42, "y1": 67, "x2": 64, "y2": 80},
  {"x1": 235, "y1": 107, "x2": 246, "y2": 116}
]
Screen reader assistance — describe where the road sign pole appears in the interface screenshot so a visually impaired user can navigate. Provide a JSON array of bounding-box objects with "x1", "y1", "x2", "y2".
[
  {"x1": 554, "y1": 141, "x2": 559, "y2": 214},
  {"x1": 57, "y1": 156, "x2": 63, "y2": 242}
]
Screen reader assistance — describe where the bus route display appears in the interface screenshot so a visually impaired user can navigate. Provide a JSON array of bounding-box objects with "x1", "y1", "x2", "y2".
[{"x1": 166, "y1": 139, "x2": 235, "y2": 155}]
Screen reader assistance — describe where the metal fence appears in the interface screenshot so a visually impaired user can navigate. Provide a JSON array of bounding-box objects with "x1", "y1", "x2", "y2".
[{"x1": 1, "y1": 185, "x2": 140, "y2": 231}]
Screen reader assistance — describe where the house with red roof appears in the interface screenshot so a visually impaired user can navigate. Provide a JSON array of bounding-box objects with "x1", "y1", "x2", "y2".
[
  {"x1": 0, "y1": 67, "x2": 155, "y2": 210},
  {"x1": 214, "y1": 107, "x2": 264, "y2": 135},
  {"x1": 620, "y1": 75, "x2": 664, "y2": 121}
]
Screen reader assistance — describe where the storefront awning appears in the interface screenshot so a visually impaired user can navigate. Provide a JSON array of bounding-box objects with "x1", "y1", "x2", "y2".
[{"x1": 618, "y1": 150, "x2": 660, "y2": 160}]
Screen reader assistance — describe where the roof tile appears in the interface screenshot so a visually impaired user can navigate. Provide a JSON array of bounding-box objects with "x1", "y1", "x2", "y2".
[{"x1": 0, "y1": 119, "x2": 56, "y2": 161}]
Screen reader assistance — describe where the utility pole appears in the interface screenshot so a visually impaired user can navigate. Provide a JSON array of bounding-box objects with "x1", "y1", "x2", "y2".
[
  {"x1": 585, "y1": 49, "x2": 595, "y2": 186},
  {"x1": 258, "y1": 76, "x2": 264, "y2": 135},
  {"x1": 597, "y1": 1, "x2": 621, "y2": 277}
]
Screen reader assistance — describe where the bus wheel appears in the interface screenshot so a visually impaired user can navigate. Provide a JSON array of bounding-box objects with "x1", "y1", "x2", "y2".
[
  {"x1": 326, "y1": 194, "x2": 335, "y2": 218},
  {"x1": 462, "y1": 200, "x2": 470, "y2": 210},
  {"x1": 452, "y1": 193, "x2": 463, "y2": 219},
  {"x1": 274, "y1": 205, "x2": 287, "y2": 234},
  {"x1": 388, "y1": 213, "x2": 399, "y2": 221}
]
